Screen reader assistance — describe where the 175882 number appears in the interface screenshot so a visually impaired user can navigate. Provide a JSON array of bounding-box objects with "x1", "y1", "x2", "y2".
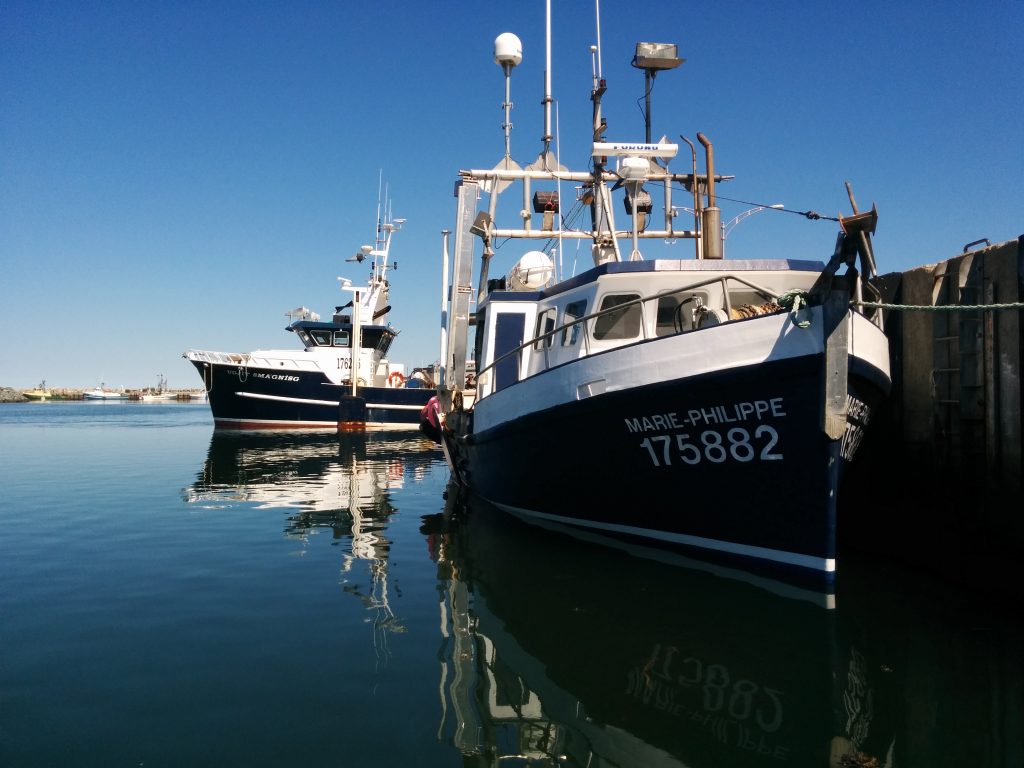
[{"x1": 639, "y1": 426, "x2": 782, "y2": 467}]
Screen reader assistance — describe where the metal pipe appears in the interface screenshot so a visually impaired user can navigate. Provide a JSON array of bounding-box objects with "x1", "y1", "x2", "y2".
[
  {"x1": 439, "y1": 230, "x2": 450, "y2": 385},
  {"x1": 679, "y1": 135, "x2": 700, "y2": 258},
  {"x1": 644, "y1": 70, "x2": 652, "y2": 143},
  {"x1": 542, "y1": 0, "x2": 552, "y2": 149},
  {"x1": 486, "y1": 227, "x2": 698, "y2": 240},
  {"x1": 696, "y1": 132, "x2": 715, "y2": 207},
  {"x1": 696, "y1": 132, "x2": 721, "y2": 259}
]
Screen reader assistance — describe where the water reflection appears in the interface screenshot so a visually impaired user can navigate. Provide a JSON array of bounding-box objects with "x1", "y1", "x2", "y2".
[
  {"x1": 426, "y1": 487, "x2": 1024, "y2": 767},
  {"x1": 185, "y1": 430, "x2": 442, "y2": 667}
]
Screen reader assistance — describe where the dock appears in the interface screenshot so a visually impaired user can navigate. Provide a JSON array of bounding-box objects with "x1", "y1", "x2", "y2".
[{"x1": 846, "y1": 234, "x2": 1023, "y2": 593}]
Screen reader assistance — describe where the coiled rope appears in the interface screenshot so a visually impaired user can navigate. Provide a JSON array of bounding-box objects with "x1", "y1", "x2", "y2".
[{"x1": 777, "y1": 289, "x2": 812, "y2": 328}]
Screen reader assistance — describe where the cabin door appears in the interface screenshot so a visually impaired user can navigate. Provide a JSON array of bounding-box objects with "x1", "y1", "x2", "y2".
[{"x1": 493, "y1": 313, "x2": 525, "y2": 392}]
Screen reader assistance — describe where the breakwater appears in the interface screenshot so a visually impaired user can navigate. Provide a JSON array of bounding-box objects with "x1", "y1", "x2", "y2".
[{"x1": 0, "y1": 388, "x2": 204, "y2": 402}]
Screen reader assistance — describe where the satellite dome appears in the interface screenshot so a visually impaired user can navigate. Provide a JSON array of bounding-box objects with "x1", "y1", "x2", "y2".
[
  {"x1": 494, "y1": 33, "x2": 523, "y2": 67},
  {"x1": 508, "y1": 250, "x2": 554, "y2": 291}
]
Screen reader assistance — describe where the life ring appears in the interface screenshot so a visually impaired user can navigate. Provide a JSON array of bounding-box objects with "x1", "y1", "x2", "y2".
[{"x1": 388, "y1": 371, "x2": 405, "y2": 388}]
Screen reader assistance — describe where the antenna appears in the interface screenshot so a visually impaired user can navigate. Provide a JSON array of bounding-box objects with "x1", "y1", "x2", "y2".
[
  {"x1": 542, "y1": 0, "x2": 552, "y2": 152},
  {"x1": 525, "y1": 0, "x2": 566, "y2": 173},
  {"x1": 487, "y1": 32, "x2": 524, "y2": 194}
]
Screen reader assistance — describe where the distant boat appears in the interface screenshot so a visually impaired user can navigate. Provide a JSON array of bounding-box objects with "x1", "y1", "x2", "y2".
[
  {"x1": 23, "y1": 381, "x2": 52, "y2": 401},
  {"x1": 83, "y1": 384, "x2": 125, "y2": 400},
  {"x1": 139, "y1": 375, "x2": 176, "y2": 401},
  {"x1": 184, "y1": 193, "x2": 433, "y2": 431},
  {"x1": 138, "y1": 392, "x2": 177, "y2": 402}
]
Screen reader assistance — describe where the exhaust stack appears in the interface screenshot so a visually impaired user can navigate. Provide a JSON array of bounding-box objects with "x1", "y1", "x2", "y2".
[{"x1": 697, "y1": 132, "x2": 722, "y2": 259}]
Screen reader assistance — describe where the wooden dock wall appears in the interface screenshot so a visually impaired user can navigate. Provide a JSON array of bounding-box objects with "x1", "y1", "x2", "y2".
[{"x1": 843, "y1": 235, "x2": 1023, "y2": 591}]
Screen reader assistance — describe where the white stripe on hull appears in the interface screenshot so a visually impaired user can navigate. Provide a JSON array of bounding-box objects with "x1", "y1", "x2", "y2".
[
  {"x1": 496, "y1": 502, "x2": 836, "y2": 574},
  {"x1": 237, "y1": 391, "x2": 425, "y2": 410},
  {"x1": 213, "y1": 416, "x2": 422, "y2": 431}
]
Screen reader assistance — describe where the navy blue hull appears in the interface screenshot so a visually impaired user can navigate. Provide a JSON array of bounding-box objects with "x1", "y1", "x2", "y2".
[
  {"x1": 443, "y1": 353, "x2": 888, "y2": 585},
  {"x1": 190, "y1": 360, "x2": 433, "y2": 430}
]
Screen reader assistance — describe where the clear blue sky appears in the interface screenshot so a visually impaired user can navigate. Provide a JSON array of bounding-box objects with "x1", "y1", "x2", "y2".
[{"x1": 3, "y1": 1, "x2": 1021, "y2": 390}]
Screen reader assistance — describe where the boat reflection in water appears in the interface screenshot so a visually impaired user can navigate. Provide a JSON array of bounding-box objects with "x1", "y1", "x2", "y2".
[
  {"x1": 185, "y1": 430, "x2": 441, "y2": 664},
  {"x1": 426, "y1": 487, "x2": 900, "y2": 767}
]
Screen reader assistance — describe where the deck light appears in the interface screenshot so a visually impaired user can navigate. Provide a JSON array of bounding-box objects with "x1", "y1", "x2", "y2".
[
  {"x1": 632, "y1": 42, "x2": 684, "y2": 144},
  {"x1": 631, "y1": 42, "x2": 683, "y2": 71}
]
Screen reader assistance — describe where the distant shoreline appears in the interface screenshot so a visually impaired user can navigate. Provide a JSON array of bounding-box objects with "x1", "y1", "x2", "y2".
[{"x1": 0, "y1": 387, "x2": 206, "y2": 403}]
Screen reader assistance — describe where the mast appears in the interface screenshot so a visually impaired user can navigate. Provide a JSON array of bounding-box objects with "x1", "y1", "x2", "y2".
[{"x1": 589, "y1": 1, "x2": 617, "y2": 265}]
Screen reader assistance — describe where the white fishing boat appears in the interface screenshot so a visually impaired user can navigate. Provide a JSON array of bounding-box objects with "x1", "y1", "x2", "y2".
[
  {"x1": 83, "y1": 383, "x2": 125, "y2": 400},
  {"x1": 427, "y1": 3, "x2": 891, "y2": 587},
  {"x1": 184, "y1": 188, "x2": 433, "y2": 431},
  {"x1": 139, "y1": 374, "x2": 177, "y2": 401}
]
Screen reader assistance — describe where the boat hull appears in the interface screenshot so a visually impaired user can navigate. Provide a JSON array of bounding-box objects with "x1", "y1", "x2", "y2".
[
  {"x1": 442, "y1": 318, "x2": 889, "y2": 586},
  {"x1": 189, "y1": 359, "x2": 433, "y2": 431}
]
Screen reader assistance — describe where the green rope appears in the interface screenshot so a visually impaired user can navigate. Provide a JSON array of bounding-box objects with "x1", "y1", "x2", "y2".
[
  {"x1": 852, "y1": 300, "x2": 1024, "y2": 312},
  {"x1": 777, "y1": 290, "x2": 812, "y2": 328}
]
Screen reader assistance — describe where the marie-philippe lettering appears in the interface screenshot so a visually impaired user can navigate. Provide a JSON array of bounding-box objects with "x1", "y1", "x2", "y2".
[{"x1": 624, "y1": 398, "x2": 786, "y2": 434}]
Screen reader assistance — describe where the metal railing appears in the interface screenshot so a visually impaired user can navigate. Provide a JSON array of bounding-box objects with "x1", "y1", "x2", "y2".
[
  {"x1": 185, "y1": 350, "x2": 250, "y2": 365},
  {"x1": 471, "y1": 272, "x2": 784, "y2": 399}
]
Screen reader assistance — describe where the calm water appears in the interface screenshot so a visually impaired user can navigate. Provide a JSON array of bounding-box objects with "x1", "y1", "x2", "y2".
[{"x1": 1, "y1": 402, "x2": 1021, "y2": 767}]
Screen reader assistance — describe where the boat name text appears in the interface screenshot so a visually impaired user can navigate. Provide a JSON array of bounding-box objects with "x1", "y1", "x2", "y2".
[
  {"x1": 251, "y1": 372, "x2": 300, "y2": 382},
  {"x1": 628, "y1": 398, "x2": 787, "y2": 467},
  {"x1": 623, "y1": 398, "x2": 786, "y2": 433},
  {"x1": 839, "y1": 395, "x2": 872, "y2": 461}
]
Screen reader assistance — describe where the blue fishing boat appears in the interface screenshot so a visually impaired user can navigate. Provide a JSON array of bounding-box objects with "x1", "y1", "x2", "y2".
[
  {"x1": 185, "y1": 195, "x2": 433, "y2": 431},
  {"x1": 429, "y1": 3, "x2": 891, "y2": 586}
]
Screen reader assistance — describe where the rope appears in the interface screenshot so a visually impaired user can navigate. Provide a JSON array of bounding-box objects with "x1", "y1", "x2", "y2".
[
  {"x1": 777, "y1": 289, "x2": 812, "y2": 328},
  {"x1": 853, "y1": 300, "x2": 1024, "y2": 312}
]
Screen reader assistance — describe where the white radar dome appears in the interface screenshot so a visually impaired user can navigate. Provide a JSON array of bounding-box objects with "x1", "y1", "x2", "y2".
[
  {"x1": 494, "y1": 33, "x2": 523, "y2": 67},
  {"x1": 508, "y1": 250, "x2": 554, "y2": 291}
]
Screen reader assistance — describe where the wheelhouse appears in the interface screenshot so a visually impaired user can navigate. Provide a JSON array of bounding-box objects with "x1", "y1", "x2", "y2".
[
  {"x1": 471, "y1": 258, "x2": 826, "y2": 397},
  {"x1": 290, "y1": 321, "x2": 397, "y2": 356}
]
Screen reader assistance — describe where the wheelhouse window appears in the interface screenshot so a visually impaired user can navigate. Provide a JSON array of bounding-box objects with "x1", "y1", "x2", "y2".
[
  {"x1": 310, "y1": 329, "x2": 332, "y2": 346},
  {"x1": 593, "y1": 294, "x2": 642, "y2": 340},
  {"x1": 562, "y1": 300, "x2": 587, "y2": 346},
  {"x1": 333, "y1": 331, "x2": 350, "y2": 347},
  {"x1": 534, "y1": 309, "x2": 556, "y2": 350},
  {"x1": 360, "y1": 328, "x2": 395, "y2": 355}
]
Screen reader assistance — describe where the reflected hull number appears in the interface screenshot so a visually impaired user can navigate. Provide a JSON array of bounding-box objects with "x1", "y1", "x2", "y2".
[
  {"x1": 627, "y1": 398, "x2": 786, "y2": 467},
  {"x1": 626, "y1": 643, "x2": 789, "y2": 758}
]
